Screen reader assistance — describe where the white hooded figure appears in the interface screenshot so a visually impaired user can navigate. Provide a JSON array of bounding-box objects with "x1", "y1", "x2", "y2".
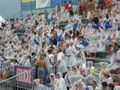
[
  {"x1": 99, "y1": 62, "x2": 108, "y2": 75},
  {"x1": 114, "y1": 86, "x2": 120, "y2": 90},
  {"x1": 75, "y1": 45, "x2": 86, "y2": 68},
  {"x1": 107, "y1": 51, "x2": 120, "y2": 70},
  {"x1": 65, "y1": 43, "x2": 77, "y2": 67},
  {"x1": 47, "y1": 54, "x2": 56, "y2": 74},
  {"x1": 68, "y1": 75, "x2": 84, "y2": 87},
  {"x1": 57, "y1": 49, "x2": 67, "y2": 74},
  {"x1": 49, "y1": 73, "x2": 57, "y2": 89},
  {"x1": 71, "y1": 79, "x2": 87, "y2": 90},
  {"x1": 55, "y1": 72, "x2": 67, "y2": 90},
  {"x1": 33, "y1": 79, "x2": 50, "y2": 90}
]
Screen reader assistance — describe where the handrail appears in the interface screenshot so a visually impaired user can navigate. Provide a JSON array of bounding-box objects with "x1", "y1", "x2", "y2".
[{"x1": 0, "y1": 67, "x2": 34, "y2": 83}]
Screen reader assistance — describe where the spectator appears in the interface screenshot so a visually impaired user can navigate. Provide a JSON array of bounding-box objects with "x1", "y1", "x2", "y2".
[
  {"x1": 90, "y1": 80, "x2": 99, "y2": 90},
  {"x1": 34, "y1": 54, "x2": 47, "y2": 84},
  {"x1": 107, "y1": 83, "x2": 115, "y2": 90},
  {"x1": 64, "y1": 1, "x2": 69, "y2": 11},
  {"x1": 49, "y1": 73, "x2": 57, "y2": 89},
  {"x1": 57, "y1": 48, "x2": 67, "y2": 74},
  {"x1": 67, "y1": 1, "x2": 74, "y2": 16},
  {"x1": 101, "y1": 82, "x2": 108, "y2": 90},
  {"x1": 102, "y1": 69, "x2": 113, "y2": 84},
  {"x1": 55, "y1": 72, "x2": 67, "y2": 90}
]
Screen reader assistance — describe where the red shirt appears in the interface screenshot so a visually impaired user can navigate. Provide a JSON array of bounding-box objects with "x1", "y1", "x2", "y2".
[
  {"x1": 82, "y1": 5, "x2": 85, "y2": 12},
  {"x1": 64, "y1": 2, "x2": 69, "y2": 10},
  {"x1": 116, "y1": 81, "x2": 120, "y2": 86},
  {"x1": 67, "y1": 4, "x2": 73, "y2": 11}
]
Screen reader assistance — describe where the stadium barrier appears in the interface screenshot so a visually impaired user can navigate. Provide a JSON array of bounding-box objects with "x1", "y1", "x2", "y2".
[{"x1": 0, "y1": 66, "x2": 35, "y2": 90}]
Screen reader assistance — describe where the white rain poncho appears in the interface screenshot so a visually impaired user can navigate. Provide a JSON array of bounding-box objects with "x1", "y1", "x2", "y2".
[
  {"x1": 68, "y1": 75, "x2": 83, "y2": 86},
  {"x1": 57, "y1": 52, "x2": 67, "y2": 73},
  {"x1": 49, "y1": 73, "x2": 57, "y2": 89},
  {"x1": 46, "y1": 54, "x2": 56, "y2": 74},
  {"x1": 33, "y1": 79, "x2": 50, "y2": 90},
  {"x1": 85, "y1": 74, "x2": 100, "y2": 85},
  {"x1": 114, "y1": 86, "x2": 120, "y2": 90},
  {"x1": 55, "y1": 72, "x2": 67, "y2": 90},
  {"x1": 71, "y1": 79, "x2": 87, "y2": 90},
  {"x1": 75, "y1": 47, "x2": 86, "y2": 68},
  {"x1": 87, "y1": 61, "x2": 94, "y2": 68},
  {"x1": 65, "y1": 45, "x2": 77, "y2": 67},
  {"x1": 107, "y1": 51, "x2": 120, "y2": 70}
]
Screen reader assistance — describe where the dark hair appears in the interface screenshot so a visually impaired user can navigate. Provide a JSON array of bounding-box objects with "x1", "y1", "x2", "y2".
[
  {"x1": 48, "y1": 49, "x2": 53, "y2": 54},
  {"x1": 31, "y1": 52, "x2": 36, "y2": 56},
  {"x1": 92, "y1": 80, "x2": 97, "y2": 86},
  {"x1": 67, "y1": 66, "x2": 70, "y2": 69},
  {"x1": 90, "y1": 0, "x2": 92, "y2": 2},
  {"x1": 69, "y1": 1, "x2": 71, "y2": 4},
  {"x1": 108, "y1": 83, "x2": 115, "y2": 90},
  {"x1": 102, "y1": 82, "x2": 108, "y2": 87},
  {"x1": 106, "y1": 14, "x2": 109, "y2": 20}
]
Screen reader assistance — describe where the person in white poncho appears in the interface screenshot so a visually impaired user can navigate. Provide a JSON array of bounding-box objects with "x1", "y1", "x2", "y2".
[
  {"x1": 107, "y1": 50, "x2": 120, "y2": 70},
  {"x1": 57, "y1": 48, "x2": 67, "y2": 74},
  {"x1": 71, "y1": 79, "x2": 87, "y2": 90},
  {"x1": 33, "y1": 79, "x2": 50, "y2": 90},
  {"x1": 55, "y1": 72, "x2": 67, "y2": 90},
  {"x1": 65, "y1": 43, "x2": 77, "y2": 67},
  {"x1": 49, "y1": 73, "x2": 57, "y2": 89}
]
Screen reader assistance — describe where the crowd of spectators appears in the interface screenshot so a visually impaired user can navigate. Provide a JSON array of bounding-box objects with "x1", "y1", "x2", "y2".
[{"x1": 0, "y1": 0, "x2": 120, "y2": 90}]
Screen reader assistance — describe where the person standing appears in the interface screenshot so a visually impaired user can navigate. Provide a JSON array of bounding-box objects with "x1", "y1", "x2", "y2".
[
  {"x1": 67, "y1": 1, "x2": 74, "y2": 17},
  {"x1": 57, "y1": 48, "x2": 67, "y2": 75},
  {"x1": 64, "y1": 1, "x2": 69, "y2": 11},
  {"x1": 34, "y1": 54, "x2": 47, "y2": 84},
  {"x1": 88, "y1": 0, "x2": 95, "y2": 11},
  {"x1": 55, "y1": 3, "x2": 62, "y2": 18}
]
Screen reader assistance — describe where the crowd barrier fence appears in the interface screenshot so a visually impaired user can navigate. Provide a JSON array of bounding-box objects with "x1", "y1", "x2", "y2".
[{"x1": 0, "y1": 67, "x2": 35, "y2": 90}]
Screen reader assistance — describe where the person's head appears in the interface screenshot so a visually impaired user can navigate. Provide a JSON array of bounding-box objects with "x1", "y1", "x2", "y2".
[
  {"x1": 90, "y1": 80, "x2": 97, "y2": 89},
  {"x1": 107, "y1": 83, "x2": 115, "y2": 90},
  {"x1": 56, "y1": 72, "x2": 62, "y2": 79},
  {"x1": 31, "y1": 52, "x2": 36, "y2": 57},
  {"x1": 67, "y1": 67, "x2": 72, "y2": 71},
  {"x1": 102, "y1": 82, "x2": 108, "y2": 89},
  {"x1": 42, "y1": 42, "x2": 46, "y2": 46},
  {"x1": 50, "y1": 73, "x2": 56, "y2": 81},
  {"x1": 72, "y1": 66, "x2": 78, "y2": 72},
  {"x1": 48, "y1": 49, "x2": 53, "y2": 54},
  {"x1": 26, "y1": 55, "x2": 31, "y2": 60},
  {"x1": 13, "y1": 59, "x2": 18, "y2": 63},
  {"x1": 100, "y1": 62, "x2": 108, "y2": 69},
  {"x1": 66, "y1": 43, "x2": 69, "y2": 48},
  {"x1": 57, "y1": 3, "x2": 60, "y2": 6},
  {"x1": 90, "y1": 0, "x2": 92, "y2": 2},
  {"x1": 102, "y1": 70, "x2": 110, "y2": 78},
  {"x1": 113, "y1": 49, "x2": 117, "y2": 54},
  {"x1": 74, "y1": 79, "x2": 86, "y2": 89},
  {"x1": 40, "y1": 54, "x2": 46, "y2": 59},
  {"x1": 58, "y1": 47, "x2": 64, "y2": 52},
  {"x1": 87, "y1": 61, "x2": 93, "y2": 68}
]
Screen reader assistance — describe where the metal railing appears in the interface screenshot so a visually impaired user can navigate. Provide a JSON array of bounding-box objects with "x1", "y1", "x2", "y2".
[{"x1": 0, "y1": 67, "x2": 34, "y2": 90}]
